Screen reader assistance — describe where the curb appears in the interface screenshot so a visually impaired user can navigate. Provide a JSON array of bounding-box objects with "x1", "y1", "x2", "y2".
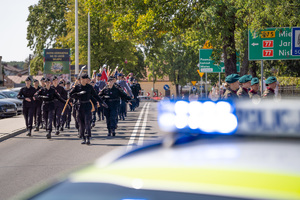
[{"x1": 0, "y1": 127, "x2": 27, "y2": 142}]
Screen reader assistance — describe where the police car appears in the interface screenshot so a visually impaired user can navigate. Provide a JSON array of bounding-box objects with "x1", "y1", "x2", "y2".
[{"x1": 21, "y1": 99, "x2": 300, "y2": 200}]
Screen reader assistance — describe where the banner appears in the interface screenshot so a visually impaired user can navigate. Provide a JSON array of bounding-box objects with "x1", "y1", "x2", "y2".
[{"x1": 44, "y1": 49, "x2": 70, "y2": 74}]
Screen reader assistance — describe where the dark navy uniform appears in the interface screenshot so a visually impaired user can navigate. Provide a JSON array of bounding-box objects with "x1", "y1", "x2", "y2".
[
  {"x1": 99, "y1": 81, "x2": 131, "y2": 136},
  {"x1": 69, "y1": 76, "x2": 107, "y2": 145},
  {"x1": 17, "y1": 77, "x2": 36, "y2": 136},
  {"x1": 62, "y1": 84, "x2": 72, "y2": 129},
  {"x1": 34, "y1": 81, "x2": 66, "y2": 139},
  {"x1": 94, "y1": 77, "x2": 106, "y2": 121},
  {"x1": 129, "y1": 81, "x2": 138, "y2": 111},
  {"x1": 52, "y1": 82, "x2": 67, "y2": 135},
  {"x1": 33, "y1": 83, "x2": 42, "y2": 131}
]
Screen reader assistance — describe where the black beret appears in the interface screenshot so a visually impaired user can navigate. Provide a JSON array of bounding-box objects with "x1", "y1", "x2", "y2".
[
  {"x1": 66, "y1": 81, "x2": 71, "y2": 85},
  {"x1": 45, "y1": 78, "x2": 51, "y2": 82},
  {"x1": 108, "y1": 76, "x2": 115, "y2": 81},
  {"x1": 97, "y1": 73, "x2": 102, "y2": 77},
  {"x1": 33, "y1": 79, "x2": 38, "y2": 83},
  {"x1": 59, "y1": 81, "x2": 64, "y2": 85},
  {"x1": 25, "y1": 76, "x2": 31, "y2": 81},
  {"x1": 81, "y1": 73, "x2": 89, "y2": 79},
  {"x1": 40, "y1": 77, "x2": 46, "y2": 81},
  {"x1": 52, "y1": 76, "x2": 58, "y2": 80}
]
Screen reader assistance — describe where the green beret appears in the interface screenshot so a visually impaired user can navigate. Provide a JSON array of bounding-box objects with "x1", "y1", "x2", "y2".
[
  {"x1": 251, "y1": 77, "x2": 259, "y2": 86},
  {"x1": 265, "y1": 76, "x2": 277, "y2": 85},
  {"x1": 239, "y1": 75, "x2": 252, "y2": 83},
  {"x1": 225, "y1": 74, "x2": 240, "y2": 83}
]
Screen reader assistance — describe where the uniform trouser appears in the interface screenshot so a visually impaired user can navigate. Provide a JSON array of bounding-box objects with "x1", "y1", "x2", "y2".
[
  {"x1": 43, "y1": 107, "x2": 54, "y2": 132},
  {"x1": 97, "y1": 106, "x2": 104, "y2": 120},
  {"x1": 77, "y1": 106, "x2": 92, "y2": 137},
  {"x1": 104, "y1": 103, "x2": 118, "y2": 130},
  {"x1": 53, "y1": 105, "x2": 63, "y2": 130},
  {"x1": 92, "y1": 109, "x2": 97, "y2": 123},
  {"x1": 61, "y1": 106, "x2": 72, "y2": 127},
  {"x1": 72, "y1": 106, "x2": 79, "y2": 130},
  {"x1": 23, "y1": 106, "x2": 34, "y2": 130},
  {"x1": 119, "y1": 100, "x2": 126, "y2": 118},
  {"x1": 33, "y1": 104, "x2": 42, "y2": 128},
  {"x1": 130, "y1": 99, "x2": 136, "y2": 111}
]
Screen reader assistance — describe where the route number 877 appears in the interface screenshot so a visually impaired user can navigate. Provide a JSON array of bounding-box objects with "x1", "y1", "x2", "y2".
[{"x1": 261, "y1": 31, "x2": 275, "y2": 38}]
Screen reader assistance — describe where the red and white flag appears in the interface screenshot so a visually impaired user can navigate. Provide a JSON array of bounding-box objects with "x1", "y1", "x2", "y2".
[{"x1": 100, "y1": 67, "x2": 108, "y2": 82}]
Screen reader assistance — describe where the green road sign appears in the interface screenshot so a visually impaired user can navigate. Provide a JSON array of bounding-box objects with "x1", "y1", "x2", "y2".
[
  {"x1": 199, "y1": 49, "x2": 240, "y2": 73},
  {"x1": 248, "y1": 27, "x2": 300, "y2": 60}
]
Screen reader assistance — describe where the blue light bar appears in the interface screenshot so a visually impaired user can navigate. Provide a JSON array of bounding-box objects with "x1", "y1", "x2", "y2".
[{"x1": 158, "y1": 100, "x2": 238, "y2": 135}]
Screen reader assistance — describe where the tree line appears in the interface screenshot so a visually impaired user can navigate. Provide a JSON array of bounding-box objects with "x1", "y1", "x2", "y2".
[{"x1": 27, "y1": 0, "x2": 300, "y2": 90}]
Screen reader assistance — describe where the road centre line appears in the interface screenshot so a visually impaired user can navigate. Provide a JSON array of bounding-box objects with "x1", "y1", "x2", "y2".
[
  {"x1": 126, "y1": 103, "x2": 148, "y2": 151},
  {"x1": 137, "y1": 103, "x2": 150, "y2": 146}
]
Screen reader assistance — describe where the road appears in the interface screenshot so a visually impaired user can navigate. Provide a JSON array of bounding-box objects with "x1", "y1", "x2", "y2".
[{"x1": 0, "y1": 101, "x2": 164, "y2": 200}]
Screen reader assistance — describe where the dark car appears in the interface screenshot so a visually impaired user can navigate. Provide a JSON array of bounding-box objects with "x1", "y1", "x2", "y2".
[
  {"x1": 0, "y1": 100, "x2": 17, "y2": 118},
  {"x1": 0, "y1": 90, "x2": 18, "y2": 98},
  {"x1": 0, "y1": 93, "x2": 23, "y2": 114}
]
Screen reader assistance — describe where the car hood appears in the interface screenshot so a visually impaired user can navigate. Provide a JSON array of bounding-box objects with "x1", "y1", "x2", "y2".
[
  {"x1": 0, "y1": 98, "x2": 22, "y2": 104},
  {"x1": 0, "y1": 99, "x2": 17, "y2": 106}
]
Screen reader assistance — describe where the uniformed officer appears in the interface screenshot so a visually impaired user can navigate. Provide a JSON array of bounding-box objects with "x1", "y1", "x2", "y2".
[
  {"x1": 94, "y1": 73, "x2": 106, "y2": 121},
  {"x1": 63, "y1": 81, "x2": 72, "y2": 129},
  {"x1": 249, "y1": 77, "x2": 261, "y2": 98},
  {"x1": 17, "y1": 76, "x2": 36, "y2": 136},
  {"x1": 52, "y1": 76, "x2": 67, "y2": 135},
  {"x1": 40, "y1": 77, "x2": 46, "y2": 129},
  {"x1": 34, "y1": 78, "x2": 66, "y2": 139},
  {"x1": 99, "y1": 76, "x2": 131, "y2": 136},
  {"x1": 223, "y1": 74, "x2": 240, "y2": 100},
  {"x1": 237, "y1": 75, "x2": 252, "y2": 98},
  {"x1": 129, "y1": 78, "x2": 138, "y2": 111},
  {"x1": 134, "y1": 79, "x2": 141, "y2": 107},
  {"x1": 262, "y1": 76, "x2": 277, "y2": 99},
  {"x1": 117, "y1": 73, "x2": 133, "y2": 120},
  {"x1": 58, "y1": 80, "x2": 68, "y2": 131},
  {"x1": 69, "y1": 73, "x2": 108, "y2": 145},
  {"x1": 33, "y1": 79, "x2": 42, "y2": 131}
]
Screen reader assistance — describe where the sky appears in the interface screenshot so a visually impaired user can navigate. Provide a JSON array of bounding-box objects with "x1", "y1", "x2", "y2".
[{"x1": 0, "y1": 0, "x2": 39, "y2": 62}]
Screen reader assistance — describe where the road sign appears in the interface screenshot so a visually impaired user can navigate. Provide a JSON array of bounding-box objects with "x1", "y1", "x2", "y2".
[
  {"x1": 197, "y1": 70, "x2": 204, "y2": 77},
  {"x1": 292, "y1": 27, "x2": 300, "y2": 56},
  {"x1": 146, "y1": 92, "x2": 150, "y2": 96},
  {"x1": 203, "y1": 40, "x2": 213, "y2": 49},
  {"x1": 191, "y1": 81, "x2": 197, "y2": 86},
  {"x1": 192, "y1": 86, "x2": 197, "y2": 92},
  {"x1": 159, "y1": 92, "x2": 162, "y2": 96},
  {"x1": 154, "y1": 92, "x2": 157, "y2": 96},
  {"x1": 199, "y1": 49, "x2": 240, "y2": 73},
  {"x1": 249, "y1": 27, "x2": 300, "y2": 60},
  {"x1": 163, "y1": 84, "x2": 170, "y2": 90}
]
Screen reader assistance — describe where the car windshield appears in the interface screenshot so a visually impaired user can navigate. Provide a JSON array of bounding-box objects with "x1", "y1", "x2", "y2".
[
  {"x1": 0, "y1": 94, "x2": 6, "y2": 99},
  {"x1": 2, "y1": 91, "x2": 17, "y2": 98}
]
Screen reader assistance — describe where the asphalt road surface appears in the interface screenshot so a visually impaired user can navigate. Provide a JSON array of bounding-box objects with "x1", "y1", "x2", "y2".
[{"x1": 0, "y1": 101, "x2": 164, "y2": 200}]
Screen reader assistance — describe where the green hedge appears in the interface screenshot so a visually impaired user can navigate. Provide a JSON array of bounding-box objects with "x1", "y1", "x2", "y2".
[{"x1": 277, "y1": 77, "x2": 300, "y2": 86}]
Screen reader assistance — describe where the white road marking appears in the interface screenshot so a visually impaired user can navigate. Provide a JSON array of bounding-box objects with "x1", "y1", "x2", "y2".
[
  {"x1": 126, "y1": 103, "x2": 148, "y2": 151},
  {"x1": 137, "y1": 103, "x2": 150, "y2": 146}
]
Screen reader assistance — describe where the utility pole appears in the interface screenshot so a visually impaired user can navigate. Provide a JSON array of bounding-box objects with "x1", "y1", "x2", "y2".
[
  {"x1": 88, "y1": 12, "x2": 91, "y2": 77},
  {"x1": 75, "y1": 0, "x2": 79, "y2": 75},
  {"x1": 0, "y1": 56, "x2": 3, "y2": 86}
]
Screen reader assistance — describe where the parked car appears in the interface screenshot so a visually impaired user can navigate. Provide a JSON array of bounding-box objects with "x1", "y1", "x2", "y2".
[
  {"x1": 0, "y1": 93, "x2": 23, "y2": 114},
  {"x1": 0, "y1": 100, "x2": 17, "y2": 118},
  {"x1": 10, "y1": 87, "x2": 22, "y2": 94},
  {"x1": 0, "y1": 90, "x2": 18, "y2": 98}
]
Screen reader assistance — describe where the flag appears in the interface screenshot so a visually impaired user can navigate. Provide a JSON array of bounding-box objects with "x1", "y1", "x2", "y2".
[{"x1": 100, "y1": 67, "x2": 108, "y2": 82}]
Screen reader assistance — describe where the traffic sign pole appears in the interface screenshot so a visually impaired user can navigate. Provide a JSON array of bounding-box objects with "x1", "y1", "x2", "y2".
[
  {"x1": 205, "y1": 72, "x2": 207, "y2": 98},
  {"x1": 261, "y1": 60, "x2": 264, "y2": 94}
]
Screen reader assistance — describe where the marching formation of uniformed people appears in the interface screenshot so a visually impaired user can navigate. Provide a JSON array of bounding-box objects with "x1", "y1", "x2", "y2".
[{"x1": 17, "y1": 68, "x2": 141, "y2": 145}]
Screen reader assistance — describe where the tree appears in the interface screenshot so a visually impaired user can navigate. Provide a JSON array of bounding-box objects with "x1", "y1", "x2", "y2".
[{"x1": 26, "y1": 0, "x2": 69, "y2": 74}]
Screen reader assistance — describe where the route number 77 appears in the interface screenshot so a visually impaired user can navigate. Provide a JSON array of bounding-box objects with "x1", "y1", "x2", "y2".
[{"x1": 263, "y1": 50, "x2": 274, "y2": 57}]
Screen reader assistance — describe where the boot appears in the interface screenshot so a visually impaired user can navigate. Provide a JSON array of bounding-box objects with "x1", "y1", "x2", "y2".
[
  {"x1": 86, "y1": 137, "x2": 90, "y2": 145},
  {"x1": 55, "y1": 128, "x2": 60, "y2": 135},
  {"x1": 107, "y1": 129, "x2": 111, "y2": 136},
  {"x1": 77, "y1": 130, "x2": 81, "y2": 138},
  {"x1": 46, "y1": 130, "x2": 51, "y2": 139},
  {"x1": 122, "y1": 114, "x2": 125, "y2": 120},
  {"x1": 91, "y1": 122, "x2": 95, "y2": 128},
  {"x1": 26, "y1": 129, "x2": 32, "y2": 136},
  {"x1": 34, "y1": 126, "x2": 39, "y2": 132},
  {"x1": 81, "y1": 136, "x2": 86, "y2": 144},
  {"x1": 112, "y1": 129, "x2": 116, "y2": 137},
  {"x1": 60, "y1": 126, "x2": 64, "y2": 132},
  {"x1": 67, "y1": 122, "x2": 70, "y2": 129}
]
